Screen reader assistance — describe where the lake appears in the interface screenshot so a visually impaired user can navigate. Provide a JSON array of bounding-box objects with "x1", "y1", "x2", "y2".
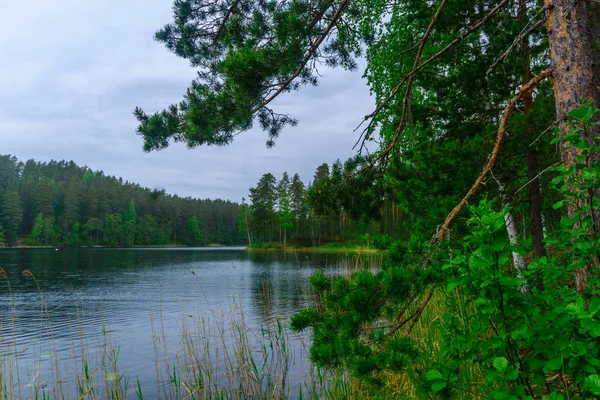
[{"x1": 0, "y1": 248, "x2": 380, "y2": 399}]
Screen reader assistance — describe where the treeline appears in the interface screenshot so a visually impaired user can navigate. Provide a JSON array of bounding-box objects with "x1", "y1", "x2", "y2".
[
  {"x1": 0, "y1": 155, "x2": 244, "y2": 247},
  {"x1": 241, "y1": 156, "x2": 403, "y2": 247}
]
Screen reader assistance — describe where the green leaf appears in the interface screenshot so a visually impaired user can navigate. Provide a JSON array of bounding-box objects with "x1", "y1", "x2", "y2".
[
  {"x1": 543, "y1": 358, "x2": 563, "y2": 374},
  {"x1": 568, "y1": 106, "x2": 590, "y2": 120},
  {"x1": 493, "y1": 357, "x2": 508, "y2": 373},
  {"x1": 426, "y1": 370, "x2": 443, "y2": 381},
  {"x1": 431, "y1": 381, "x2": 447, "y2": 392},
  {"x1": 505, "y1": 368, "x2": 519, "y2": 381},
  {"x1": 446, "y1": 281, "x2": 461, "y2": 292},
  {"x1": 589, "y1": 298, "x2": 600, "y2": 316},
  {"x1": 552, "y1": 200, "x2": 565, "y2": 210},
  {"x1": 585, "y1": 374, "x2": 600, "y2": 395}
]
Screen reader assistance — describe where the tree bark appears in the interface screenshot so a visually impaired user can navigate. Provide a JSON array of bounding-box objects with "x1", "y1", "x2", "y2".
[
  {"x1": 526, "y1": 150, "x2": 547, "y2": 257},
  {"x1": 493, "y1": 173, "x2": 528, "y2": 292},
  {"x1": 546, "y1": 0, "x2": 600, "y2": 291},
  {"x1": 519, "y1": 0, "x2": 547, "y2": 258}
]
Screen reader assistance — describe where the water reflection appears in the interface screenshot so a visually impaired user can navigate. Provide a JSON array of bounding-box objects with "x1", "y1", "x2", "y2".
[{"x1": 0, "y1": 248, "x2": 380, "y2": 398}]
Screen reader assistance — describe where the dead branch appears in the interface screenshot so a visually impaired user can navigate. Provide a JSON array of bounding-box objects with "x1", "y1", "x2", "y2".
[
  {"x1": 433, "y1": 70, "x2": 552, "y2": 243},
  {"x1": 513, "y1": 161, "x2": 561, "y2": 196}
]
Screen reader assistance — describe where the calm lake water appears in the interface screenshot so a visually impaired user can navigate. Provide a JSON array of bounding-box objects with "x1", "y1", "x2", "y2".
[{"x1": 0, "y1": 248, "x2": 380, "y2": 399}]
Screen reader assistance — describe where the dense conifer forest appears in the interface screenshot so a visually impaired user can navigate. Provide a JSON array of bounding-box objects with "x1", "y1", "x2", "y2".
[
  {"x1": 0, "y1": 155, "x2": 244, "y2": 247},
  {"x1": 243, "y1": 156, "x2": 404, "y2": 247}
]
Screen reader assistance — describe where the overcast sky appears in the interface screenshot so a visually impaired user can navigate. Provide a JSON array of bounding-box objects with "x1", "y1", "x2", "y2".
[{"x1": 0, "y1": 0, "x2": 374, "y2": 202}]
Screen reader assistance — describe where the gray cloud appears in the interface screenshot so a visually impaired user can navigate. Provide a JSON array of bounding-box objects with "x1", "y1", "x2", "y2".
[{"x1": 0, "y1": 0, "x2": 374, "y2": 202}]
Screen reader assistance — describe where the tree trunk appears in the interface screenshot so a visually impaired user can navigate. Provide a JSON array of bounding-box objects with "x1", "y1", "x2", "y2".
[
  {"x1": 245, "y1": 212, "x2": 252, "y2": 245},
  {"x1": 546, "y1": 0, "x2": 600, "y2": 291},
  {"x1": 526, "y1": 150, "x2": 547, "y2": 257},
  {"x1": 493, "y1": 174, "x2": 528, "y2": 292},
  {"x1": 519, "y1": 0, "x2": 547, "y2": 258}
]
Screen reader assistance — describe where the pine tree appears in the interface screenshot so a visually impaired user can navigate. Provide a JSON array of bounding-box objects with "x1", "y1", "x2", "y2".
[
  {"x1": 34, "y1": 179, "x2": 55, "y2": 218},
  {"x1": 122, "y1": 199, "x2": 137, "y2": 247},
  {"x1": 249, "y1": 173, "x2": 277, "y2": 243},
  {"x1": 2, "y1": 190, "x2": 23, "y2": 247},
  {"x1": 186, "y1": 215, "x2": 202, "y2": 245},
  {"x1": 290, "y1": 173, "x2": 307, "y2": 241},
  {"x1": 276, "y1": 172, "x2": 293, "y2": 245},
  {"x1": 238, "y1": 197, "x2": 252, "y2": 245}
]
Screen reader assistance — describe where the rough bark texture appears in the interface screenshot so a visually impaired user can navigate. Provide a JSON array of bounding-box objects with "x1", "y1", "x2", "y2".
[
  {"x1": 546, "y1": 0, "x2": 600, "y2": 291},
  {"x1": 546, "y1": 0, "x2": 600, "y2": 119}
]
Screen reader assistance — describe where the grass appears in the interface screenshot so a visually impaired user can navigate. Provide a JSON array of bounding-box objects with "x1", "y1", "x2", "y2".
[
  {"x1": 0, "y1": 259, "x2": 484, "y2": 399},
  {"x1": 0, "y1": 267, "x2": 327, "y2": 399}
]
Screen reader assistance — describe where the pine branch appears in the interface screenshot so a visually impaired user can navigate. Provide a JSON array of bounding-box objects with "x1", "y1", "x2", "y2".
[
  {"x1": 210, "y1": 0, "x2": 242, "y2": 47},
  {"x1": 253, "y1": 0, "x2": 348, "y2": 112}
]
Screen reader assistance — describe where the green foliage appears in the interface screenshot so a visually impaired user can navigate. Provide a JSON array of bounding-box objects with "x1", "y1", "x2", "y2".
[
  {"x1": 2, "y1": 190, "x2": 23, "y2": 247},
  {"x1": 31, "y1": 212, "x2": 45, "y2": 244},
  {"x1": 0, "y1": 155, "x2": 246, "y2": 247},
  {"x1": 293, "y1": 104, "x2": 600, "y2": 398},
  {"x1": 122, "y1": 199, "x2": 137, "y2": 247},
  {"x1": 186, "y1": 215, "x2": 203, "y2": 245},
  {"x1": 134, "y1": 0, "x2": 362, "y2": 150},
  {"x1": 247, "y1": 158, "x2": 398, "y2": 248},
  {"x1": 68, "y1": 222, "x2": 82, "y2": 247}
]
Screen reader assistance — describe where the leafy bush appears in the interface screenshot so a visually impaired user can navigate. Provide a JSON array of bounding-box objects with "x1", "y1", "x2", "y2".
[{"x1": 292, "y1": 103, "x2": 600, "y2": 398}]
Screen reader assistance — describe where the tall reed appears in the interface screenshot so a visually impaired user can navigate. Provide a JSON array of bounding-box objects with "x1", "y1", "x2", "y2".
[{"x1": 0, "y1": 256, "x2": 481, "y2": 399}]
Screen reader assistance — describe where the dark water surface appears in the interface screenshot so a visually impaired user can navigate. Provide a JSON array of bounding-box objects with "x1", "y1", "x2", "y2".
[{"x1": 0, "y1": 248, "x2": 379, "y2": 399}]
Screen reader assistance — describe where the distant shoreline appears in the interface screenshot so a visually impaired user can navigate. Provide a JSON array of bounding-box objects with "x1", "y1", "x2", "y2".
[
  {"x1": 245, "y1": 244, "x2": 380, "y2": 254},
  {"x1": 1, "y1": 244, "x2": 379, "y2": 253},
  {"x1": 1, "y1": 244, "x2": 244, "y2": 250}
]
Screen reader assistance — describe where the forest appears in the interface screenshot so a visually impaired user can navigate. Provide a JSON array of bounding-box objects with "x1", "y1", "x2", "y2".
[
  {"x1": 0, "y1": 155, "x2": 244, "y2": 247},
  {"x1": 242, "y1": 156, "x2": 402, "y2": 247}
]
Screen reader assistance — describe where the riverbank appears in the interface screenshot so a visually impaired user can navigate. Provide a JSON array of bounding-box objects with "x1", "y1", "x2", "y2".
[{"x1": 246, "y1": 242, "x2": 380, "y2": 254}]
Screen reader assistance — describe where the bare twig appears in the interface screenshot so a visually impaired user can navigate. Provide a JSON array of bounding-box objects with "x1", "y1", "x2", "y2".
[
  {"x1": 386, "y1": 285, "x2": 436, "y2": 337},
  {"x1": 513, "y1": 161, "x2": 561, "y2": 195},
  {"x1": 486, "y1": 17, "x2": 545, "y2": 75},
  {"x1": 528, "y1": 119, "x2": 560, "y2": 147}
]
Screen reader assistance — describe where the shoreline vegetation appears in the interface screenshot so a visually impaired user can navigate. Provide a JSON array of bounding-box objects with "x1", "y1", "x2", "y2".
[
  {"x1": 246, "y1": 242, "x2": 380, "y2": 254},
  {"x1": 1, "y1": 242, "x2": 381, "y2": 254}
]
